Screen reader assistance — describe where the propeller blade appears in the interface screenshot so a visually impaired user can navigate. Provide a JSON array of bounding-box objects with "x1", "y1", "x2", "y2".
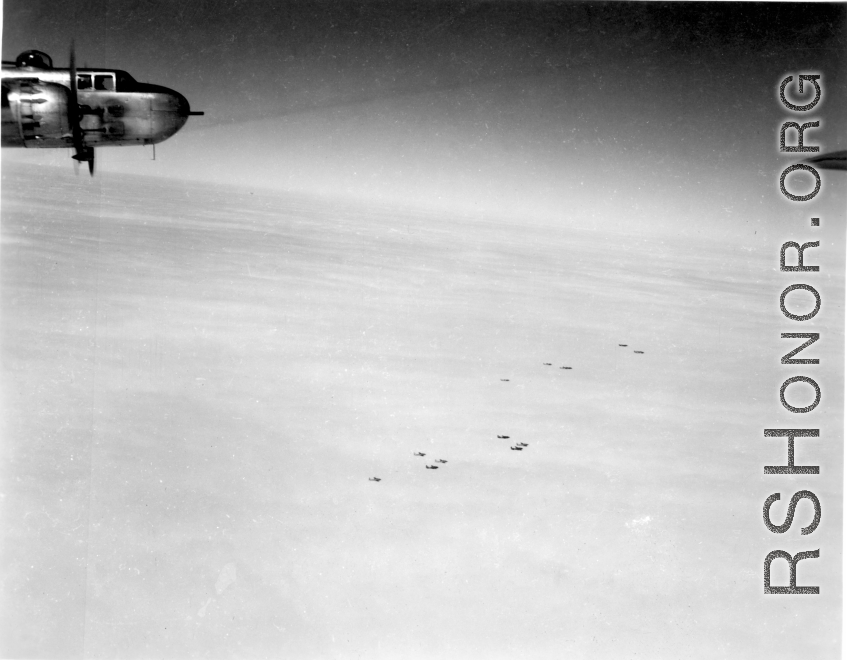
[
  {"x1": 72, "y1": 146, "x2": 94, "y2": 174},
  {"x1": 67, "y1": 41, "x2": 92, "y2": 174},
  {"x1": 67, "y1": 42, "x2": 79, "y2": 143},
  {"x1": 69, "y1": 42, "x2": 80, "y2": 146},
  {"x1": 69, "y1": 41, "x2": 77, "y2": 105}
]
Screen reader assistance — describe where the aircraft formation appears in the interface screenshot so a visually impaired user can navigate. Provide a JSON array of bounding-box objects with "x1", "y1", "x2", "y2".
[
  {"x1": 418, "y1": 451, "x2": 447, "y2": 470},
  {"x1": 1, "y1": 47, "x2": 202, "y2": 174},
  {"x1": 368, "y1": 342, "x2": 645, "y2": 482}
]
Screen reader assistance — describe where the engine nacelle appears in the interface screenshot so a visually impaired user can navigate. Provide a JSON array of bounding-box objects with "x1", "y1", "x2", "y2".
[{"x1": 1, "y1": 79, "x2": 72, "y2": 148}]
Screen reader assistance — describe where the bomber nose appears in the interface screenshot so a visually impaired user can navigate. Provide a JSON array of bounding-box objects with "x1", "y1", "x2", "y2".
[
  {"x1": 175, "y1": 91, "x2": 190, "y2": 118},
  {"x1": 133, "y1": 82, "x2": 200, "y2": 144},
  {"x1": 151, "y1": 87, "x2": 188, "y2": 139},
  {"x1": 168, "y1": 90, "x2": 203, "y2": 130},
  {"x1": 172, "y1": 91, "x2": 190, "y2": 133},
  {"x1": 168, "y1": 92, "x2": 189, "y2": 136},
  {"x1": 169, "y1": 89, "x2": 202, "y2": 119}
]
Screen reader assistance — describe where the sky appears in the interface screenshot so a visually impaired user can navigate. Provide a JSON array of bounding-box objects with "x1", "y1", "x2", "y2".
[
  {"x1": 2, "y1": 2, "x2": 847, "y2": 659},
  {"x1": 3, "y1": 2, "x2": 846, "y2": 226}
]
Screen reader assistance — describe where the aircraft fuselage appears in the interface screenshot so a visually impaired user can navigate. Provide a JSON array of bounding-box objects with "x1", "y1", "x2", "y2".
[{"x1": 1, "y1": 50, "x2": 198, "y2": 152}]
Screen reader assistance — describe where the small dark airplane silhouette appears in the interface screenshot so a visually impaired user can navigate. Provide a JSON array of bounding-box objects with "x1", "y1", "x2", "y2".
[
  {"x1": 634, "y1": 351, "x2": 644, "y2": 354},
  {"x1": 369, "y1": 477, "x2": 381, "y2": 482},
  {"x1": 619, "y1": 344, "x2": 628, "y2": 347},
  {"x1": 500, "y1": 379, "x2": 510, "y2": 382},
  {"x1": 497, "y1": 435, "x2": 510, "y2": 439},
  {"x1": 560, "y1": 366, "x2": 572, "y2": 370},
  {"x1": 510, "y1": 446, "x2": 523, "y2": 451},
  {"x1": 414, "y1": 452, "x2": 426, "y2": 457},
  {"x1": 805, "y1": 150, "x2": 847, "y2": 171},
  {"x1": 518, "y1": 443, "x2": 528, "y2": 447},
  {"x1": 426, "y1": 465, "x2": 439, "y2": 469},
  {"x1": 543, "y1": 363, "x2": 552, "y2": 366},
  {"x1": 435, "y1": 459, "x2": 447, "y2": 464}
]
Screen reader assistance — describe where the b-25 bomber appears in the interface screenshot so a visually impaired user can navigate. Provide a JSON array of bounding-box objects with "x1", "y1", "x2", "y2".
[{"x1": 2, "y1": 47, "x2": 202, "y2": 174}]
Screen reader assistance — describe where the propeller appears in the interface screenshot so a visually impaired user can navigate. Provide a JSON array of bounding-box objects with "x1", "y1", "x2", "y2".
[{"x1": 67, "y1": 41, "x2": 94, "y2": 175}]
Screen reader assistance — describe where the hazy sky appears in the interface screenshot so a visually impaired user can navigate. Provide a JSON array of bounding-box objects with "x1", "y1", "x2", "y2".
[
  {"x1": 2, "y1": 3, "x2": 846, "y2": 659},
  {"x1": 3, "y1": 2, "x2": 846, "y2": 223}
]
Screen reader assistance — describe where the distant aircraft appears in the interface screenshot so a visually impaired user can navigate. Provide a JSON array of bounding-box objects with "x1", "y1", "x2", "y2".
[
  {"x1": 510, "y1": 446, "x2": 523, "y2": 451},
  {"x1": 414, "y1": 452, "x2": 426, "y2": 457},
  {"x1": 435, "y1": 459, "x2": 447, "y2": 463},
  {"x1": 543, "y1": 363, "x2": 552, "y2": 366},
  {"x1": 805, "y1": 150, "x2": 847, "y2": 171},
  {"x1": 1, "y1": 47, "x2": 202, "y2": 175},
  {"x1": 517, "y1": 443, "x2": 528, "y2": 447},
  {"x1": 500, "y1": 379, "x2": 510, "y2": 382},
  {"x1": 634, "y1": 351, "x2": 644, "y2": 354},
  {"x1": 425, "y1": 465, "x2": 439, "y2": 469},
  {"x1": 369, "y1": 477, "x2": 381, "y2": 482}
]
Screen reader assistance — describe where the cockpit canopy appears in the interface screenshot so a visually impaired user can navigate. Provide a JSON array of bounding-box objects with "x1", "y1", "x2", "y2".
[
  {"x1": 13, "y1": 51, "x2": 138, "y2": 92},
  {"x1": 76, "y1": 70, "x2": 137, "y2": 92},
  {"x1": 16, "y1": 50, "x2": 53, "y2": 69}
]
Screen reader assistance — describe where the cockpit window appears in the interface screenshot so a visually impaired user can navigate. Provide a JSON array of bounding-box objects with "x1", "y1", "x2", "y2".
[
  {"x1": 115, "y1": 71, "x2": 137, "y2": 92},
  {"x1": 77, "y1": 73, "x2": 118, "y2": 92},
  {"x1": 94, "y1": 74, "x2": 115, "y2": 91}
]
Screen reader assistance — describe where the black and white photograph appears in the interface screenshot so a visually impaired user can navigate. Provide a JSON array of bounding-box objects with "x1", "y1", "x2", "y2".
[{"x1": 2, "y1": 2, "x2": 845, "y2": 658}]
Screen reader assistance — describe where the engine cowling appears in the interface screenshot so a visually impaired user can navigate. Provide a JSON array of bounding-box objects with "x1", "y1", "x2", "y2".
[{"x1": 1, "y1": 79, "x2": 72, "y2": 148}]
